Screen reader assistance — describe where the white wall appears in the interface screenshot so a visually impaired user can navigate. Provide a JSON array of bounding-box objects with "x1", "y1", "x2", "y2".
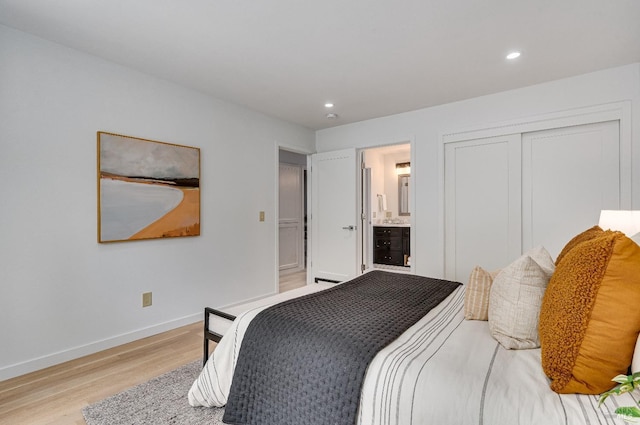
[
  {"x1": 316, "y1": 63, "x2": 640, "y2": 279},
  {"x1": 0, "y1": 25, "x2": 314, "y2": 380}
]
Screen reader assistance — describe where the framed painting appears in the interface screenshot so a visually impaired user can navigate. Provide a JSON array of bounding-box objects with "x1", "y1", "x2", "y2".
[{"x1": 97, "y1": 132, "x2": 200, "y2": 243}]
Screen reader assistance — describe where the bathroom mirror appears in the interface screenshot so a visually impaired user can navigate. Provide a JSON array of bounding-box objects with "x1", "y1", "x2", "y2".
[{"x1": 398, "y1": 174, "x2": 410, "y2": 216}]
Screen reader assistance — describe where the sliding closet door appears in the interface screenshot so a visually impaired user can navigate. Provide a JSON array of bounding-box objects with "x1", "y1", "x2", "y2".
[
  {"x1": 444, "y1": 135, "x2": 521, "y2": 281},
  {"x1": 522, "y1": 120, "x2": 620, "y2": 258}
]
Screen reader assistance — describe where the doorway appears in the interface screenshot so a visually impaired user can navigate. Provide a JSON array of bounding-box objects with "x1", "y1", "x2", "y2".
[
  {"x1": 360, "y1": 143, "x2": 412, "y2": 273},
  {"x1": 278, "y1": 149, "x2": 308, "y2": 292},
  {"x1": 299, "y1": 142, "x2": 413, "y2": 286}
]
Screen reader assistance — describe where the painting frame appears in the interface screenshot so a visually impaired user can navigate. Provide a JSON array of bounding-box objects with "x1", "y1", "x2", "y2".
[{"x1": 97, "y1": 131, "x2": 201, "y2": 243}]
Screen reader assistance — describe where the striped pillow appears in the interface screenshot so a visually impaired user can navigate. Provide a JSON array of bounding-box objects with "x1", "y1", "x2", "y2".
[{"x1": 464, "y1": 266, "x2": 496, "y2": 321}]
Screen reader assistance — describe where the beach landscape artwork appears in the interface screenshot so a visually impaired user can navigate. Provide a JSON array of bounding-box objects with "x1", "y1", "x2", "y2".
[{"x1": 97, "y1": 132, "x2": 200, "y2": 243}]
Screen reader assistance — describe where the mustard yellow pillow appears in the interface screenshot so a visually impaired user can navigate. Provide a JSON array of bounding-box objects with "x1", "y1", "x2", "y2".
[
  {"x1": 554, "y1": 225, "x2": 604, "y2": 266},
  {"x1": 539, "y1": 231, "x2": 640, "y2": 394}
]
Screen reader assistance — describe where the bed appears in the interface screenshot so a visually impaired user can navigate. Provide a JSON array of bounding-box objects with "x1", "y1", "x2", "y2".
[
  {"x1": 201, "y1": 282, "x2": 335, "y2": 365},
  {"x1": 189, "y1": 228, "x2": 640, "y2": 425}
]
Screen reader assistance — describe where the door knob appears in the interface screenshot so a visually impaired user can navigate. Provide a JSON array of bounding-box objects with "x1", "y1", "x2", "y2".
[{"x1": 342, "y1": 225, "x2": 356, "y2": 230}]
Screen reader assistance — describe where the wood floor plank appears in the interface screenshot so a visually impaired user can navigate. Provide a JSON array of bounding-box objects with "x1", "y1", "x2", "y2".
[
  {"x1": 0, "y1": 321, "x2": 205, "y2": 425},
  {"x1": 279, "y1": 269, "x2": 306, "y2": 292}
]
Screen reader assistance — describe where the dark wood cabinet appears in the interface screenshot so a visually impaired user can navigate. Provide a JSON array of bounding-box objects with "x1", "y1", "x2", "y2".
[{"x1": 374, "y1": 226, "x2": 410, "y2": 267}]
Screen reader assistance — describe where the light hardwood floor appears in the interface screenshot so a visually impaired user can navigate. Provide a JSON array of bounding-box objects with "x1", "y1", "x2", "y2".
[
  {"x1": 279, "y1": 269, "x2": 307, "y2": 292},
  {"x1": 0, "y1": 322, "x2": 204, "y2": 425},
  {"x1": 1, "y1": 275, "x2": 305, "y2": 425}
]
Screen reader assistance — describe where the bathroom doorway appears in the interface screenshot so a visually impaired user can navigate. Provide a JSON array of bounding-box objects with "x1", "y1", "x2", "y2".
[{"x1": 360, "y1": 143, "x2": 412, "y2": 273}]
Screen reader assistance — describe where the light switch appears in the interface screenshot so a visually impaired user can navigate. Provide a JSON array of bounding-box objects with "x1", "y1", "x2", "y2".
[{"x1": 142, "y1": 292, "x2": 152, "y2": 307}]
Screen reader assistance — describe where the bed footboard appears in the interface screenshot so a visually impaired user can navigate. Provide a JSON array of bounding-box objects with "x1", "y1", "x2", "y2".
[{"x1": 203, "y1": 307, "x2": 236, "y2": 366}]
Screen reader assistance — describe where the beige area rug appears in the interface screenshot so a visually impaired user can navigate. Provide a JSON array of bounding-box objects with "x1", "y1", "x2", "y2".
[{"x1": 82, "y1": 360, "x2": 225, "y2": 425}]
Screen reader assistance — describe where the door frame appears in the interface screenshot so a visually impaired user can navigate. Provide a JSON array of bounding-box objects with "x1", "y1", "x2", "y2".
[
  {"x1": 276, "y1": 137, "x2": 417, "y2": 290},
  {"x1": 358, "y1": 138, "x2": 415, "y2": 274},
  {"x1": 275, "y1": 143, "x2": 314, "y2": 291}
]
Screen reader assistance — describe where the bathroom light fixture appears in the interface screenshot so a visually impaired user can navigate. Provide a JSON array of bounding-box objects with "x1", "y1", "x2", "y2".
[
  {"x1": 506, "y1": 51, "x2": 521, "y2": 60},
  {"x1": 396, "y1": 162, "x2": 410, "y2": 175}
]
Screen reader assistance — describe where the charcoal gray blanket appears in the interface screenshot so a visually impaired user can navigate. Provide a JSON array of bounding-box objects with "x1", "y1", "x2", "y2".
[{"x1": 222, "y1": 270, "x2": 461, "y2": 425}]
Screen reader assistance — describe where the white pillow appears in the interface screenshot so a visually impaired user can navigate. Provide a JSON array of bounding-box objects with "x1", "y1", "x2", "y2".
[
  {"x1": 524, "y1": 245, "x2": 555, "y2": 278},
  {"x1": 488, "y1": 246, "x2": 555, "y2": 350},
  {"x1": 633, "y1": 334, "x2": 640, "y2": 374}
]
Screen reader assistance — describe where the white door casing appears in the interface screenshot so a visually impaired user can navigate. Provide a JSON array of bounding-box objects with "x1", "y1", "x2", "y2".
[{"x1": 311, "y1": 148, "x2": 358, "y2": 282}]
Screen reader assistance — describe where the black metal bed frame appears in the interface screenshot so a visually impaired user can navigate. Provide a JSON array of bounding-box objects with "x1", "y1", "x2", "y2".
[
  {"x1": 202, "y1": 278, "x2": 341, "y2": 365},
  {"x1": 203, "y1": 307, "x2": 237, "y2": 366}
]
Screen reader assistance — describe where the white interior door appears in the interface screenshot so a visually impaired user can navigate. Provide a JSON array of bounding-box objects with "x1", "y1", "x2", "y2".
[
  {"x1": 311, "y1": 148, "x2": 358, "y2": 282},
  {"x1": 361, "y1": 166, "x2": 372, "y2": 271}
]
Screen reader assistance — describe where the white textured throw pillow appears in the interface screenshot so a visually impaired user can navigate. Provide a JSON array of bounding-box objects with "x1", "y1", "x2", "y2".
[
  {"x1": 525, "y1": 245, "x2": 556, "y2": 279},
  {"x1": 488, "y1": 246, "x2": 555, "y2": 350}
]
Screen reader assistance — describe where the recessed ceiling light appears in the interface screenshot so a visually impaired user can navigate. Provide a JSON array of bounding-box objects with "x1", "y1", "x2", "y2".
[
  {"x1": 324, "y1": 103, "x2": 334, "y2": 108},
  {"x1": 326, "y1": 113, "x2": 338, "y2": 119},
  {"x1": 506, "y1": 51, "x2": 521, "y2": 60}
]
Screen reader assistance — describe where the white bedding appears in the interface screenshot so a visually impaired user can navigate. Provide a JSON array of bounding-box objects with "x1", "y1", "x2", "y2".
[
  {"x1": 207, "y1": 282, "x2": 334, "y2": 337},
  {"x1": 190, "y1": 284, "x2": 633, "y2": 425}
]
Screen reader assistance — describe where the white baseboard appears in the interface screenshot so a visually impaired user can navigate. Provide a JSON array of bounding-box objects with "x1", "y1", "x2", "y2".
[{"x1": 0, "y1": 312, "x2": 201, "y2": 382}]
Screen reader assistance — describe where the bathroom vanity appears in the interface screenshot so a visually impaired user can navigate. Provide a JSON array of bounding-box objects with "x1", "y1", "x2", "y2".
[{"x1": 373, "y1": 225, "x2": 410, "y2": 267}]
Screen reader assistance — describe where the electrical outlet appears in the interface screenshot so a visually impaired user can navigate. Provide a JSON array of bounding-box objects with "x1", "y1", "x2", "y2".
[
  {"x1": 142, "y1": 292, "x2": 152, "y2": 307},
  {"x1": 259, "y1": 211, "x2": 265, "y2": 222},
  {"x1": 386, "y1": 211, "x2": 392, "y2": 218}
]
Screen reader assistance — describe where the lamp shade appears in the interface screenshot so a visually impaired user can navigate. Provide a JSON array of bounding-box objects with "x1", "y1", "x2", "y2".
[{"x1": 598, "y1": 210, "x2": 640, "y2": 238}]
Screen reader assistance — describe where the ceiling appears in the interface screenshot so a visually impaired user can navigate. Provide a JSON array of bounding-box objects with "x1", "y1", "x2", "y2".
[{"x1": 1, "y1": 0, "x2": 639, "y2": 130}]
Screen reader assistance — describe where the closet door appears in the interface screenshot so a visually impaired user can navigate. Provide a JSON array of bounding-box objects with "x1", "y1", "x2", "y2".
[
  {"x1": 522, "y1": 120, "x2": 620, "y2": 258},
  {"x1": 444, "y1": 135, "x2": 521, "y2": 281}
]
